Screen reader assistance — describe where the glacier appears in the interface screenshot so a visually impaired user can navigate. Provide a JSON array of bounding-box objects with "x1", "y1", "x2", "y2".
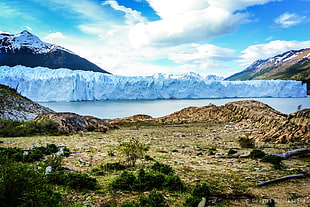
[{"x1": 0, "y1": 65, "x2": 307, "y2": 102}]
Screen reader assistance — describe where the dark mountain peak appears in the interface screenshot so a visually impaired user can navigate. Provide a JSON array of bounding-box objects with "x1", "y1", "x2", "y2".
[{"x1": 0, "y1": 31, "x2": 111, "y2": 74}]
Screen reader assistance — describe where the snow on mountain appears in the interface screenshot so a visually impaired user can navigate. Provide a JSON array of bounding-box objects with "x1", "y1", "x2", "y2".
[
  {"x1": 0, "y1": 31, "x2": 110, "y2": 73},
  {"x1": 0, "y1": 65, "x2": 306, "y2": 102},
  {"x1": 0, "y1": 30, "x2": 73, "y2": 54},
  {"x1": 226, "y1": 48, "x2": 310, "y2": 81}
]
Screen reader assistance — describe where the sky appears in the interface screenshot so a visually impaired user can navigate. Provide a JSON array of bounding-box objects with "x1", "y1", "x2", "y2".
[{"x1": 0, "y1": 0, "x2": 310, "y2": 77}]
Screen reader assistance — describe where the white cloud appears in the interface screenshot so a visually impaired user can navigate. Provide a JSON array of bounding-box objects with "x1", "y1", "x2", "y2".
[
  {"x1": 129, "y1": 7, "x2": 246, "y2": 48},
  {"x1": 274, "y1": 12, "x2": 306, "y2": 28},
  {"x1": 44, "y1": 32, "x2": 66, "y2": 41},
  {"x1": 169, "y1": 44, "x2": 237, "y2": 64},
  {"x1": 103, "y1": 0, "x2": 147, "y2": 25},
  {"x1": 129, "y1": 0, "x2": 279, "y2": 48},
  {"x1": 240, "y1": 40, "x2": 310, "y2": 65}
]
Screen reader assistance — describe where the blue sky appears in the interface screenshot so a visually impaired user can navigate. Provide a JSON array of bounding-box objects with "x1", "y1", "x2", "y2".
[{"x1": 1, "y1": 0, "x2": 310, "y2": 76}]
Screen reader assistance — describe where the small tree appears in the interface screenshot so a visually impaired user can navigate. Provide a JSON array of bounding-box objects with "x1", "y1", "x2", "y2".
[{"x1": 118, "y1": 138, "x2": 147, "y2": 167}]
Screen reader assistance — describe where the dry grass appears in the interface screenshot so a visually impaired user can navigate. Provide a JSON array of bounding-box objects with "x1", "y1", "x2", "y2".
[{"x1": 1, "y1": 122, "x2": 309, "y2": 206}]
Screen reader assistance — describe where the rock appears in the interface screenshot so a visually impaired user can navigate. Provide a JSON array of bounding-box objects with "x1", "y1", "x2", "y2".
[
  {"x1": 35, "y1": 112, "x2": 117, "y2": 133},
  {"x1": 0, "y1": 84, "x2": 54, "y2": 120}
]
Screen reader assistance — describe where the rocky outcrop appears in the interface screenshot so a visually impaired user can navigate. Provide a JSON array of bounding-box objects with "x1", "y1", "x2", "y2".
[
  {"x1": 0, "y1": 84, "x2": 54, "y2": 120},
  {"x1": 109, "y1": 100, "x2": 309, "y2": 143},
  {"x1": 35, "y1": 112, "x2": 118, "y2": 134},
  {"x1": 108, "y1": 114, "x2": 155, "y2": 125},
  {"x1": 256, "y1": 109, "x2": 310, "y2": 143},
  {"x1": 156, "y1": 100, "x2": 287, "y2": 127}
]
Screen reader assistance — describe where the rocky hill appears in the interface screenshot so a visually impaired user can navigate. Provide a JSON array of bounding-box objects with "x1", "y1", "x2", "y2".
[
  {"x1": 0, "y1": 84, "x2": 54, "y2": 120},
  {"x1": 0, "y1": 30, "x2": 110, "y2": 74},
  {"x1": 225, "y1": 48, "x2": 310, "y2": 94},
  {"x1": 109, "y1": 100, "x2": 309, "y2": 143}
]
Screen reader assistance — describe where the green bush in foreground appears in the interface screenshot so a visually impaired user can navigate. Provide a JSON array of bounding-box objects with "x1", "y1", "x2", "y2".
[
  {"x1": 110, "y1": 168, "x2": 185, "y2": 192},
  {"x1": 0, "y1": 157, "x2": 64, "y2": 207},
  {"x1": 121, "y1": 191, "x2": 168, "y2": 207},
  {"x1": 185, "y1": 182, "x2": 211, "y2": 207},
  {"x1": 47, "y1": 171, "x2": 98, "y2": 190}
]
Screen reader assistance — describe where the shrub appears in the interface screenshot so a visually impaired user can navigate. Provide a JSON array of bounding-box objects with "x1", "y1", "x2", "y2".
[
  {"x1": 134, "y1": 169, "x2": 165, "y2": 191},
  {"x1": 227, "y1": 149, "x2": 238, "y2": 155},
  {"x1": 120, "y1": 191, "x2": 168, "y2": 207},
  {"x1": 0, "y1": 158, "x2": 64, "y2": 207},
  {"x1": 118, "y1": 138, "x2": 147, "y2": 167},
  {"x1": 47, "y1": 171, "x2": 98, "y2": 190},
  {"x1": 185, "y1": 182, "x2": 210, "y2": 207},
  {"x1": 151, "y1": 162, "x2": 174, "y2": 175},
  {"x1": 261, "y1": 155, "x2": 284, "y2": 169},
  {"x1": 250, "y1": 149, "x2": 266, "y2": 159},
  {"x1": 103, "y1": 162, "x2": 126, "y2": 171},
  {"x1": 66, "y1": 173, "x2": 98, "y2": 190},
  {"x1": 111, "y1": 168, "x2": 185, "y2": 192},
  {"x1": 0, "y1": 147, "x2": 24, "y2": 162},
  {"x1": 0, "y1": 119, "x2": 62, "y2": 137},
  {"x1": 139, "y1": 191, "x2": 168, "y2": 207},
  {"x1": 238, "y1": 136, "x2": 255, "y2": 148},
  {"x1": 110, "y1": 171, "x2": 136, "y2": 191},
  {"x1": 163, "y1": 174, "x2": 186, "y2": 192}
]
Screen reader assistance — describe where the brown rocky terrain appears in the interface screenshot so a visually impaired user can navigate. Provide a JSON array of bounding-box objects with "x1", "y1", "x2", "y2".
[
  {"x1": 109, "y1": 100, "x2": 309, "y2": 143},
  {"x1": 35, "y1": 112, "x2": 118, "y2": 133}
]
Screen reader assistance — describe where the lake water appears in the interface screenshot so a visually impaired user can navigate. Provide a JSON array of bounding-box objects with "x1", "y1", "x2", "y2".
[{"x1": 39, "y1": 97, "x2": 310, "y2": 119}]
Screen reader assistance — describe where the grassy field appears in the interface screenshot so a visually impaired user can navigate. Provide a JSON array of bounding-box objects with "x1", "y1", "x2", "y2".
[{"x1": 1, "y1": 121, "x2": 309, "y2": 206}]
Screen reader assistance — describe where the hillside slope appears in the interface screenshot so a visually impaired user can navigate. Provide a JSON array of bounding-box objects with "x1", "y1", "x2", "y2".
[
  {"x1": 226, "y1": 48, "x2": 310, "y2": 93},
  {"x1": 0, "y1": 84, "x2": 54, "y2": 120}
]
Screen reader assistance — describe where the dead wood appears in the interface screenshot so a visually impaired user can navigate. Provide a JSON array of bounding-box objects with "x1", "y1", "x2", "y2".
[
  {"x1": 268, "y1": 147, "x2": 310, "y2": 159},
  {"x1": 258, "y1": 174, "x2": 307, "y2": 186},
  {"x1": 212, "y1": 147, "x2": 310, "y2": 159}
]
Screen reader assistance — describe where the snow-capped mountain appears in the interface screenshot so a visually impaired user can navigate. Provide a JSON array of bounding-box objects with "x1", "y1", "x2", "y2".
[
  {"x1": 0, "y1": 65, "x2": 306, "y2": 102},
  {"x1": 0, "y1": 30, "x2": 110, "y2": 73},
  {"x1": 226, "y1": 48, "x2": 310, "y2": 81}
]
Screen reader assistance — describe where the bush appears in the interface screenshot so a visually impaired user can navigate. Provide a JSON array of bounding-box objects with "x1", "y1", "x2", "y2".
[
  {"x1": 110, "y1": 171, "x2": 136, "y2": 191},
  {"x1": 118, "y1": 139, "x2": 147, "y2": 167},
  {"x1": 66, "y1": 173, "x2": 98, "y2": 190},
  {"x1": 151, "y1": 161, "x2": 174, "y2": 175},
  {"x1": 163, "y1": 174, "x2": 186, "y2": 192},
  {"x1": 120, "y1": 191, "x2": 168, "y2": 207},
  {"x1": 185, "y1": 182, "x2": 210, "y2": 207},
  {"x1": 47, "y1": 171, "x2": 98, "y2": 190},
  {"x1": 103, "y1": 162, "x2": 126, "y2": 171},
  {"x1": 250, "y1": 149, "x2": 266, "y2": 159},
  {"x1": 110, "y1": 168, "x2": 185, "y2": 192},
  {"x1": 139, "y1": 191, "x2": 168, "y2": 207},
  {"x1": 0, "y1": 145, "x2": 70, "y2": 163},
  {"x1": 134, "y1": 169, "x2": 165, "y2": 191},
  {"x1": 227, "y1": 149, "x2": 238, "y2": 155},
  {"x1": 0, "y1": 119, "x2": 63, "y2": 137},
  {"x1": 238, "y1": 137, "x2": 255, "y2": 148},
  {"x1": 0, "y1": 158, "x2": 64, "y2": 207},
  {"x1": 261, "y1": 155, "x2": 284, "y2": 169}
]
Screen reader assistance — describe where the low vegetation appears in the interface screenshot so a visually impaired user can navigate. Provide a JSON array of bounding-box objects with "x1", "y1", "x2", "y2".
[
  {"x1": 0, "y1": 119, "x2": 64, "y2": 137},
  {"x1": 0, "y1": 121, "x2": 309, "y2": 206}
]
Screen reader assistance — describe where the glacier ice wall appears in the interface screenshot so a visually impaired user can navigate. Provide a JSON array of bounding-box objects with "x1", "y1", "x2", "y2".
[{"x1": 0, "y1": 66, "x2": 307, "y2": 102}]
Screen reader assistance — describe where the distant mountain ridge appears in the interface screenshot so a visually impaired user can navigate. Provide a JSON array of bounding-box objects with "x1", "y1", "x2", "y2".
[
  {"x1": 225, "y1": 48, "x2": 310, "y2": 94},
  {"x1": 0, "y1": 30, "x2": 110, "y2": 74},
  {"x1": 226, "y1": 48, "x2": 310, "y2": 81}
]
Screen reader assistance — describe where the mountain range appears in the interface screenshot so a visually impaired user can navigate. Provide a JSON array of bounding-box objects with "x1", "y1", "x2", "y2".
[
  {"x1": 0, "y1": 30, "x2": 110, "y2": 74},
  {"x1": 226, "y1": 48, "x2": 310, "y2": 81},
  {"x1": 0, "y1": 31, "x2": 309, "y2": 94}
]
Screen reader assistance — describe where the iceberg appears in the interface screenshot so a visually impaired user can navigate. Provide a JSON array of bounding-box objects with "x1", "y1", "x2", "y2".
[{"x1": 0, "y1": 65, "x2": 307, "y2": 102}]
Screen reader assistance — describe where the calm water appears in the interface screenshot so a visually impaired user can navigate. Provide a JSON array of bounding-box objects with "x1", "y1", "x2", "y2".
[{"x1": 39, "y1": 97, "x2": 310, "y2": 119}]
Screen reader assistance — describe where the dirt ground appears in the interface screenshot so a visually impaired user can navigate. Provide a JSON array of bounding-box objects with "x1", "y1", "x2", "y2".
[{"x1": 1, "y1": 122, "x2": 309, "y2": 206}]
